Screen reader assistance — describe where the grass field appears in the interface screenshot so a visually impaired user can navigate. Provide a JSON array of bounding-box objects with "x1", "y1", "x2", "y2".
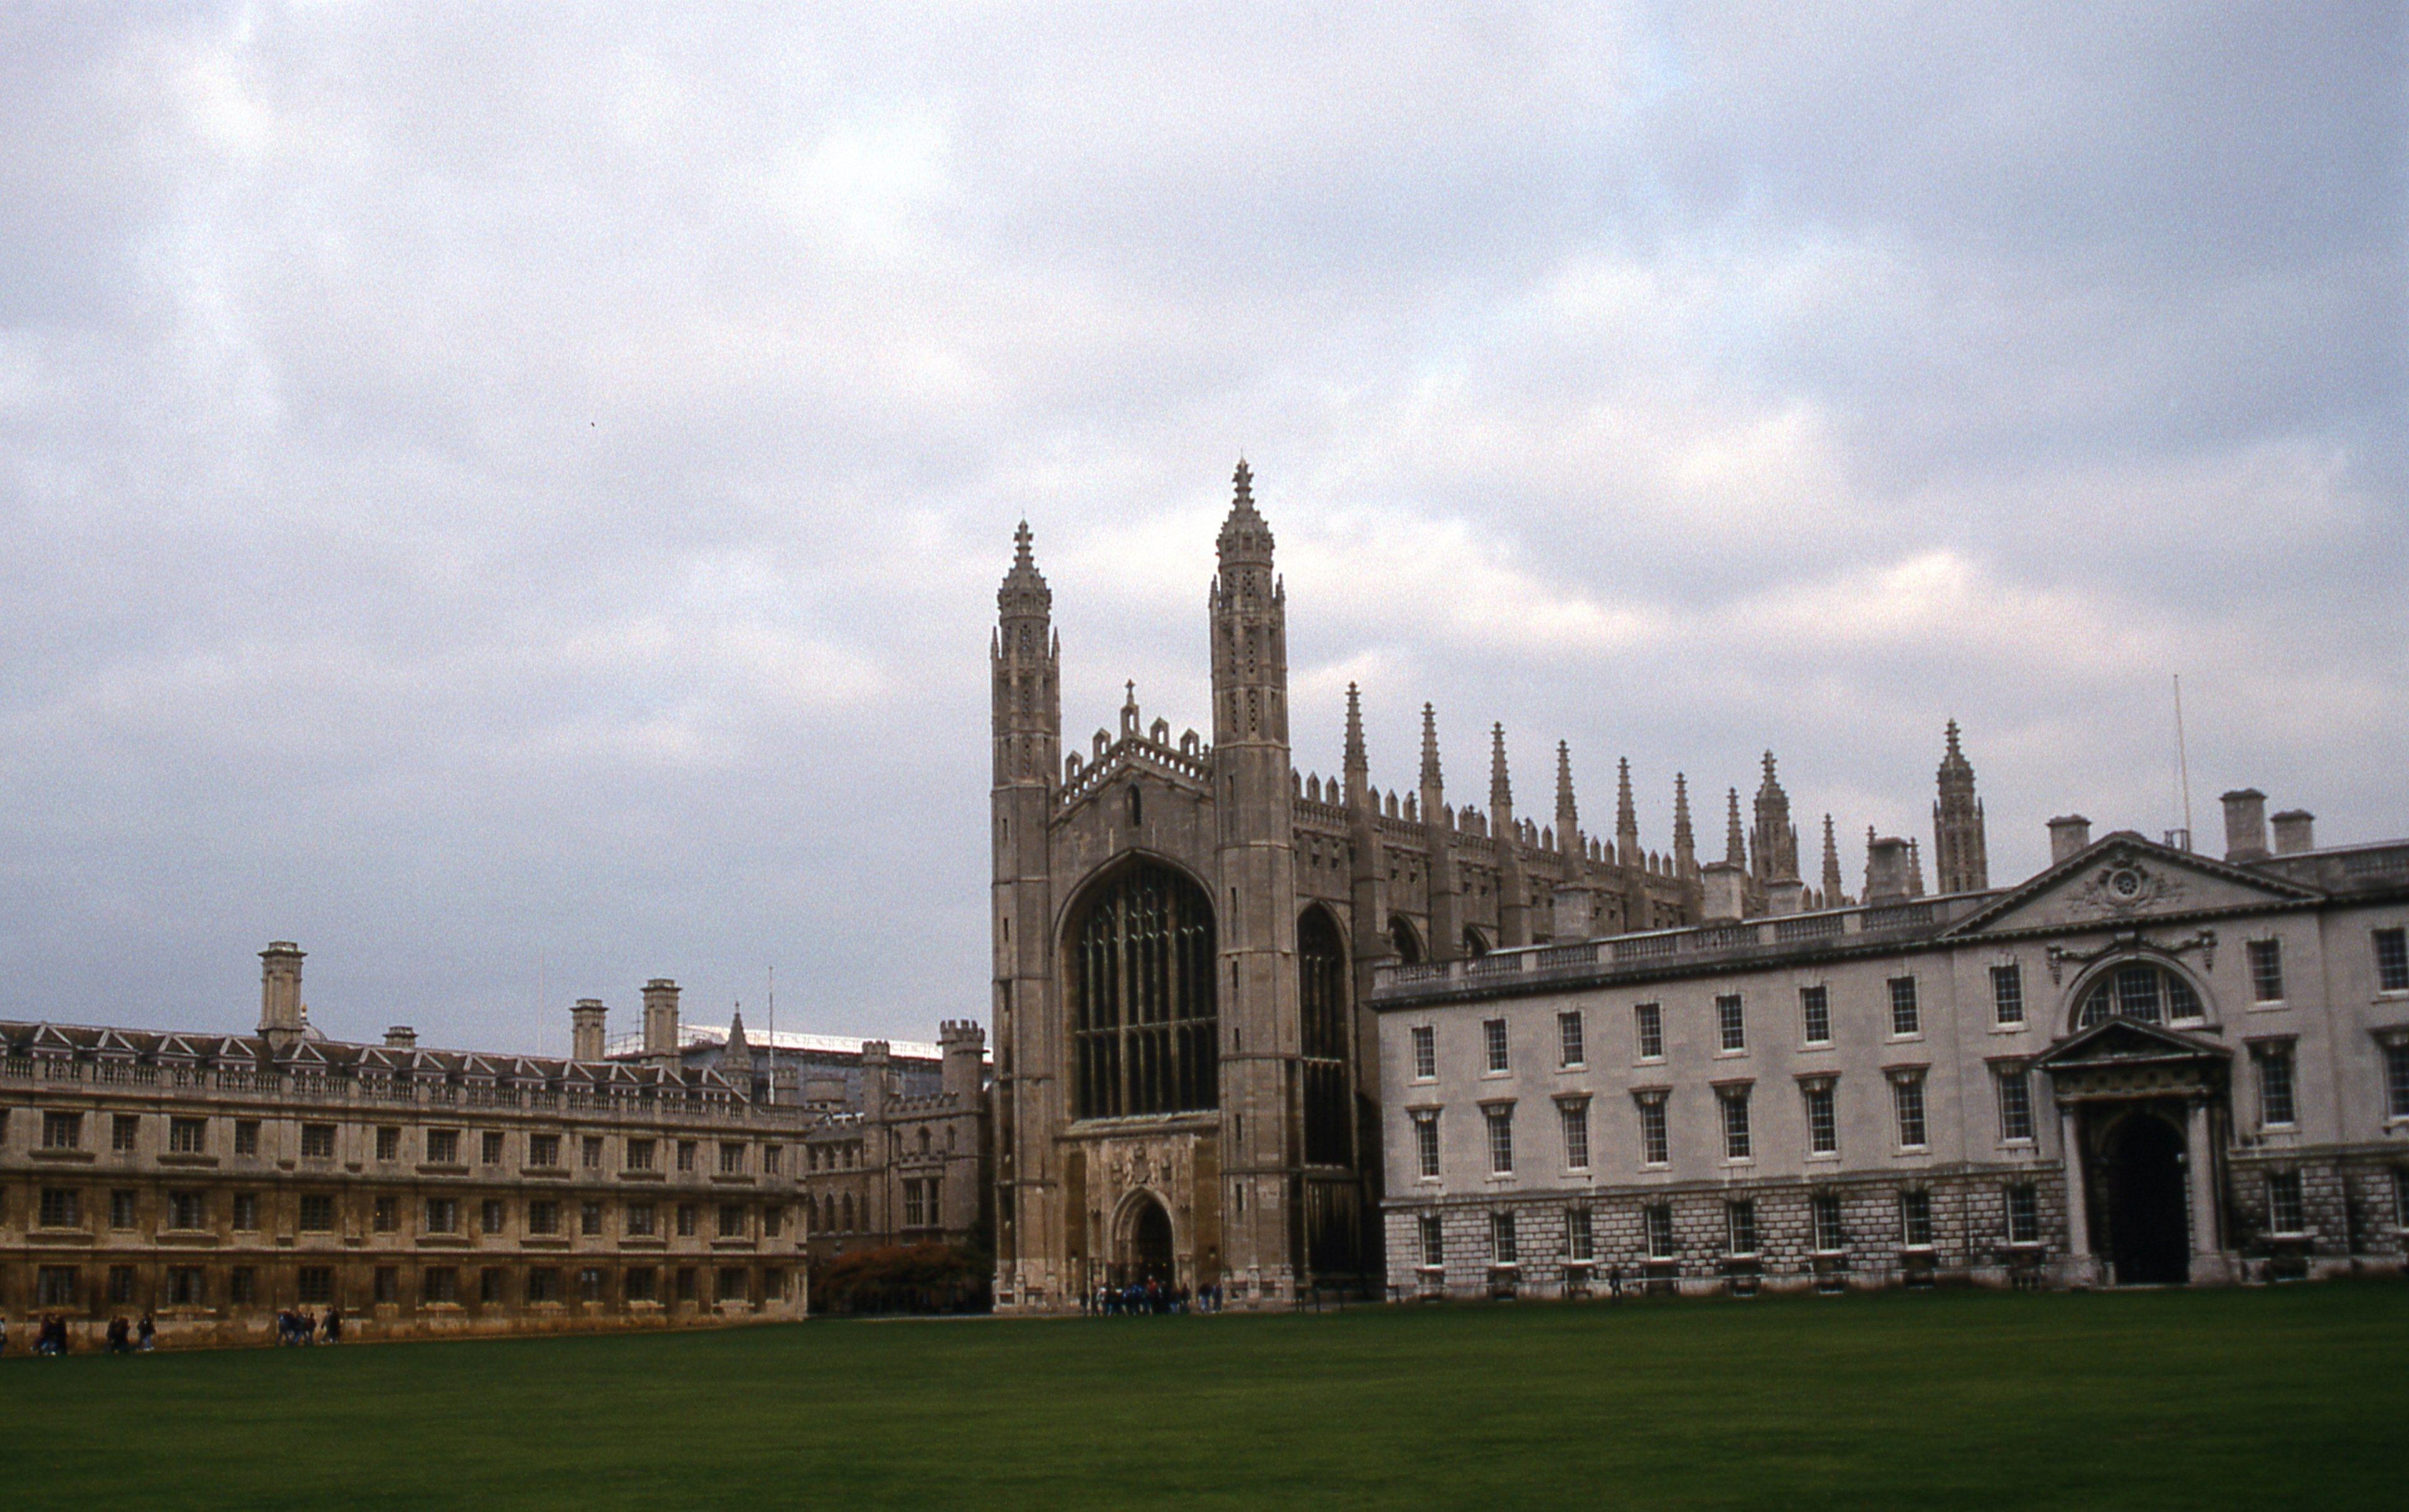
[{"x1": 2, "y1": 1284, "x2": 2400, "y2": 1509}]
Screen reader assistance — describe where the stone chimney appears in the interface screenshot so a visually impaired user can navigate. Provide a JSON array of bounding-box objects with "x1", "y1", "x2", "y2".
[
  {"x1": 1700, "y1": 861, "x2": 1747, "y2": 924},
  {"x1": 2270, "y1": 809, "x2": 2316, "y2": 856},
  {"x1": 642, "y1": 979, "x2": 681, "y2": 1060},
  {"x1": 1864, "y1": 836, "x2": 1912, "y2": 905},
  {"x1": 259, "y1": 942, "x2": 306, "y2": 1048},
  {"x1": 2048, "y1": 815, "x2": 2092, "y2": 865},
  {"x1": 939, "y1": 1020, "x2": 986, "y2": 1102},
  {"x1": 383, "y1": 1026, "x2": 417, "y2": 1050},
  {"x1": 2222, "y1": 789, "x2": 2270, "y2": 861},
  {"x1": 571, "y1": 999, "x2": 608, "y2": 1062}
]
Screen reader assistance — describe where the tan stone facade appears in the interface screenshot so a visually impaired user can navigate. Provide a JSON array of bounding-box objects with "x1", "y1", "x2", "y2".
[{"x1": 2, "y1": 947, "x2": 812, "y2": 1348}]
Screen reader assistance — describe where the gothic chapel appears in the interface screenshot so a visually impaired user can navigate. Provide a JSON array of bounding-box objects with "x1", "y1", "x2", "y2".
[{"x1": 988, "y1": 463, "x2": 1966, "y2": 1309}]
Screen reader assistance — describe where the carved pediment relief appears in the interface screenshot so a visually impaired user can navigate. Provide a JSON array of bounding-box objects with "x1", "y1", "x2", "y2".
[{"x1": 1946, "y1": 835, "x2": 2319, "y2": 938}]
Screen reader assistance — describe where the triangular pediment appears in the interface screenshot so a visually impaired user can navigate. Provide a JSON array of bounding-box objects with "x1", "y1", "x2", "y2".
[
  {"x1": 1944, "y1": 833, "x2": 2320, "y2": 938},
  {"x1": 2034, "y1": 1014, "x2": 2230, "y2": 1072}
]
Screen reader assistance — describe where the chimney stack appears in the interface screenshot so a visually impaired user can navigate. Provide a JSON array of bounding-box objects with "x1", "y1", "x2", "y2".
[
  {"x1": 2270, "y1": 809, "x2": 2316, "y2": 856},
  {"x1": 383, "y1": 1026, "x2": 417, "y2": 1050},
  {"x1": 642, "y1": 979, "x2": 681, "y2": 1060},
  {"x1": 259, "y1": 942, "x2": 306, "y2": 1048},
  {"x1": 571, "y1": 999, "x2": 608, "y2": 1062},
  {"x1": 2048, "y1": 815, "x2": 2092, "y2": 865},
  {"x1": 1864, "y1": 836, "x2": 1912, "y2": 905},
  {"x1": 2221, "y1": 789, "x2": 2270, "y2": 861},
  {"x1": 1699, "y1": 861, "x2": 1747, "y2": 924}
]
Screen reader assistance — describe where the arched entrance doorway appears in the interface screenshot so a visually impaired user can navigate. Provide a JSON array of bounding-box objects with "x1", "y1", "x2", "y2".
[
  {"x1": 1119, "y1": 1193, "x2": 1175, "y2": 1286},
  {"x1": 2103, "y1": 1110, "x2": 2189, "y2": 1285}
]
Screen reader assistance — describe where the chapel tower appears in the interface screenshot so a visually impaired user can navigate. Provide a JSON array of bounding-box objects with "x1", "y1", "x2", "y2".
[{"x1": 991, "y1": 522, "x2": 1061, "y2": 1302}]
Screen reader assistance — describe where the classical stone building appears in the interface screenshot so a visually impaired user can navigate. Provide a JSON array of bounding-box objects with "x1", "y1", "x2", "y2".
[
  {"x1": 1373, "y1": 781, "x2": 2409, "y2": 1298},
  {"x1": 993, "y1": 464, "x2": 1854, "y2": 1309},
  {"x1": 0, "y1": 945, "x2": 834, "y2": 1347},
  {"x1": 610, "y1": 1016, "x2": 990, "y2": 1264}
]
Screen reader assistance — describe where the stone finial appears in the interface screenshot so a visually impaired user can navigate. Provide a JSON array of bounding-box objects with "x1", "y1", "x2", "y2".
[
  {"x1": 1725, "y1": 787, "x2": 1746, "y2": 867},
  {"x1": 1554, "y1": 740, "x2": 1578, "y2": 853},
  {"x1": 1419, "y1": 703, "x2": 1443, "y2": 797},
  {"x1": 1489, "y1": 723, "x2": 1513, "y2": 828},
  {"x1": 1821, "y1": 814, "x2": 1846, "y2": 906},
  {"x1": 1672, "y1": 773, "x2": 1696, "y2": 875},
  {"x1": 1344, "y1": 683, "x2": 1368, "y2": 797}
]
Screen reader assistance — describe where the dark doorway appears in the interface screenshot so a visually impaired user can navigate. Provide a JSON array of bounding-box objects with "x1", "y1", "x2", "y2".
[
  {"x1": 1125, "y1": 1196, "x2": 1174, "y2": 1286},
  {"x1": 2103, "y1": 1111, "x2": 2189, "y2": 1285}
]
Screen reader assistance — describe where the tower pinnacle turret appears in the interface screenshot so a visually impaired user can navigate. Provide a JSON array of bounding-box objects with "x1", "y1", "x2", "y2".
[
  {"x1": 1489, "y1": 724, "x2": 1514, "y2": 834},
  {"x1": 1615, "y1": 758, "x2": 1640, "y2": 867},
  {"x1": 1554, "y1": 742, "x2": 1579, "y2": 855},
  {"x1": 1343, "y1": 683, "x2": 1368, "y2": 806},
  {"x1": 1932, "y1": 718, "x2": 1989, "y2": 893}
]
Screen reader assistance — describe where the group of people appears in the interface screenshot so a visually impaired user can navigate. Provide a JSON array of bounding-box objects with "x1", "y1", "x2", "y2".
[
  {"x1": 10, "y1": 1315, "x2": 100, "y2": 1356},
  {"x1": 276, "y1": 1306, "x2": 342, "y2": 1346},
  {"x1": 1085, "y1": 1277, "x2": 1223, "y2": 1315},
  {"x1": 101, "y1": 1314, "x2": 159, "y2": 1353}
]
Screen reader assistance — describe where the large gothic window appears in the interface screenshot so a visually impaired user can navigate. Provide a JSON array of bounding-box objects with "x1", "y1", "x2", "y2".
[
  {"x1": 1069, "y1": 861, "x2": 1218, "y2": 1119},
  {"x1": 2075, "y1": 962, "x2": 2205, "y2": 1029},
  {"x1": 1299, "y1": 907, "x2": 1351, "y2": 1167}
]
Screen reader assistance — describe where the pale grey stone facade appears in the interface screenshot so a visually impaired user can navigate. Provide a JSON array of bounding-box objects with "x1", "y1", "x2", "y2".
[{"x1": 1374, "y1": 792, "x2": 2409, "y2": 1297}]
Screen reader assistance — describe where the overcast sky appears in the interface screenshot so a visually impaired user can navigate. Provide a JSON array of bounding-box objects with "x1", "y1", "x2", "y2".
[{"x1": 2, "y1": 4, "x2": 2401, "y2": 1054}]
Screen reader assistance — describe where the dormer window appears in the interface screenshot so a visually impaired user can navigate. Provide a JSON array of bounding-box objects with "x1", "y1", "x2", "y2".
[{"x1": 2075, "y1": 962, "x2": 2204, "y2": 1028}]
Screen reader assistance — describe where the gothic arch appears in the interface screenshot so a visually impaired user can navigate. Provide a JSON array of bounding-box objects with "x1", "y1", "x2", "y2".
[
  {"x1": 1299, "y1": 905, "x2": 1351, "y2": 1167},
  {"x1": 1061, "y1": 854, "x2": 1219, "y2": 1119},
  {"x1": 1387, "y1": 914, "x2": 1424, "y2": 965},
  {"x1": 1463, "y1": 925, "x2": 1492, "y2": 959},
  {"x1": 1112, "y1": 1187, "x2": 1179, "y2": 1285}
]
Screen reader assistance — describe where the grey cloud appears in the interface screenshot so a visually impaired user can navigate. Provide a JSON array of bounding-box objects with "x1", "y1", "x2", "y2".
[{"x1": 0, "y1": 3, "x2": 2399, "y2": 1051}]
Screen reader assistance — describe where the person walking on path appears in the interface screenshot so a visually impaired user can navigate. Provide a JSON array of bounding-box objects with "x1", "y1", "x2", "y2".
[
  {"x1": 106, "y1": 1316, "x2": 131, "y2": 1354},
  {"x1": 137, "y1": 1313, "x2": 156, "y2": 1352}
]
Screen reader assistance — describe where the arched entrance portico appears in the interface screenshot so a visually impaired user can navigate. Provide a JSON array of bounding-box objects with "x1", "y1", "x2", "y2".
[
  {"x1": 2101, "y1": 1109, "x2": 2189, "y2": 1285},
  {"x1": 2036, "y1": 1014, "x2": 2237, "y2": 1288},
  {"x1": 1115, "y1": 1191, "x2": 1177, "y2": 1287}
]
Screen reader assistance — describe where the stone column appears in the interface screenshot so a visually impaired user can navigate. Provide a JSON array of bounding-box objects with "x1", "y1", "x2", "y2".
[
  {"x1": 2058, "y1": 1102, "x2": 2098, "y2": 1286},
  {"x1": 2183, "y1": 1096, "x2": 2234, "y2": 1284}
]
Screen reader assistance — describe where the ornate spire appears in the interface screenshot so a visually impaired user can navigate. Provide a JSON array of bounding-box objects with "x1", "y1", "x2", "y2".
[
  {"x1": 1615, "y1": 757, "x2": 1640, "y2": 866},
  {"x1": 1489, "y1": 723, "x2": 1514, "y2": 829},
  {"x1": 1932, "y1": 718, "x2": 1989, "y2": 893},
  {"x1": 1821, "y1": 814, "x2": 1846, "y2": 905},
  {"x1": 1554, "y1": 741, "x2": 1578, "y2": 854},
  {"x1": 1725, "y1": 787, "x2": 1746, "y2": 866},
  {"x1": 1672, "y1": 772, "x2": 1696, "y2": 873},
  {"x1": 1418, "y1": 703, "x2": 1443, "y2": 797},
  {"x1": 1215, "y1": 457, "x2": 1274, "y2": 568},
  {"x1": 1750, "y1": 750, "x2": 1799, "y2": 883},
  {"x1": 1343, "y1": 682, "x2": 1368, "y2": 801},
  {"x1": 997, "y1": 519, "x2": 1051, "y2": 620}
]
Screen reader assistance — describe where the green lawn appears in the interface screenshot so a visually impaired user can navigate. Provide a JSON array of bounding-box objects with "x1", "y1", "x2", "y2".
[{"x1": 2, "y1": 1285, "x2": 2400, "y2": 1509}]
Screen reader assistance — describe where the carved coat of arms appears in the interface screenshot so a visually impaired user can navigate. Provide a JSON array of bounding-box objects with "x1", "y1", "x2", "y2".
[{"x1": 2068, "y1": 860, "x2": 2184, "y2": 918}]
